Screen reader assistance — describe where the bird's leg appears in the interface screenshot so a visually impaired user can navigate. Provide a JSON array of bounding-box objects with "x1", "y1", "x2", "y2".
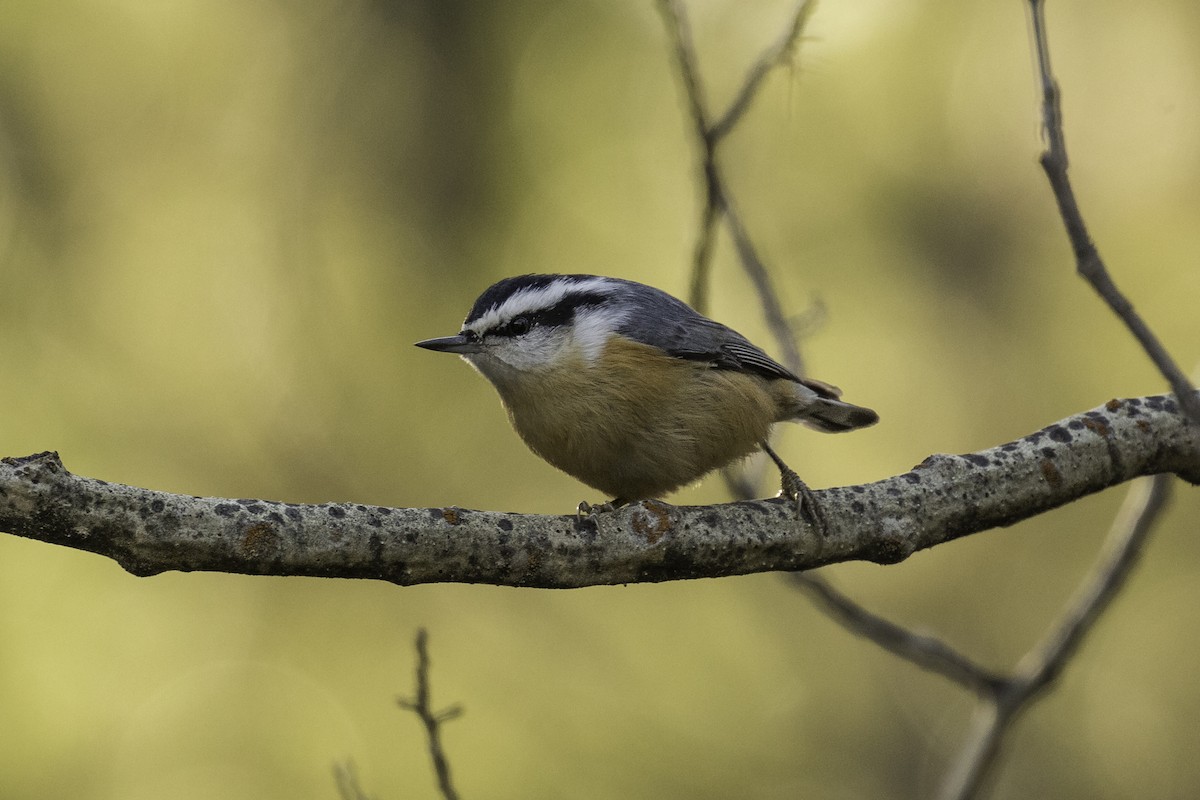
[
  {"x1": 761, "y1": 442, "x2": 828, "y2": 535},
  {"x1": 576, "y1": 497, "x2": 627, "y2": 518}
]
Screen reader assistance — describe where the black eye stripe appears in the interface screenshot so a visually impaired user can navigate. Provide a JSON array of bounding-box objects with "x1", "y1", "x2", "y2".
[
  {"x1": 493, "y1": 315, "x2": 531, "y2": 337},
  {"x1": 484, "y1": 292, "x2": 610, "y2": 338}
]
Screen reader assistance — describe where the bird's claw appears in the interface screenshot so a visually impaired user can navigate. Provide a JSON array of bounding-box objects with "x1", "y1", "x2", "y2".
[
  {"x1": 576, "y1": 499, "x2": 621, "y2": 519},
  {"x1": 778, "y1": 467, "x2": 828, "y2": 536},
  {"x1": 762, "y1": 441, "x2": 828, "y2": 536}
]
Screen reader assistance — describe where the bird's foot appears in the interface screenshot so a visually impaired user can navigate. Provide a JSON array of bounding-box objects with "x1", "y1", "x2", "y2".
[
  {"x1": 762, "y1": 442, "x2": 828, "y2": 536},
  {"x1": 576, "y1": 497, "x2": 626, "y2": 519}
]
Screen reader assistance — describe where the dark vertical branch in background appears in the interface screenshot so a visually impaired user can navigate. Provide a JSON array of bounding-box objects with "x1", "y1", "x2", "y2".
[
  {"x1": 1027, "y1": 0, "x2": 1200, "y2": 425},
  {"x1": 656, "y1": 2, "x2": 1005, "y2": 731},
  {"x1": 660, "y1": 3, "x2": 1188, "y2": 799},
  {"x1": 656, "y1": 0, "x2": 816, "y2": 497},
  {"x1": 397, "y1": 628, "x2": 463, "y2": 800},
  {"x1": 793, "y1": 471, "x2": 1172, "y2": 800},
  {"x1": 940, "y1": 475, "x2": 1173, "y2": 800},
  {"x1": 655, "y1": 0, "x2": 813, "y2": 378}
]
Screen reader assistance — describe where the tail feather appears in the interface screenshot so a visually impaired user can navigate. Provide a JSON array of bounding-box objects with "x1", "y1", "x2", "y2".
[
  {"x1": 775, "y1": 377, "x2": 878, "y2": 432},
  {"x1": 798, "y1": 397, "x2": 879, "y2": 432}
]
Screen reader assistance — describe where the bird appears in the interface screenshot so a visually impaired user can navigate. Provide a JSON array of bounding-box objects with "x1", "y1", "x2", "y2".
[{"x1": 415, "y1": 273, "x2": 876, "y2": 521}]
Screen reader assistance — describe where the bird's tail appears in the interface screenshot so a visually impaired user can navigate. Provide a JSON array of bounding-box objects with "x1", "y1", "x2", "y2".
[
  {"x1": 797, "y1": 397, "x2": 879, "y2": 432},
  {"x1": 782, "y1": 377, "x2": 879, "y2": 432}
]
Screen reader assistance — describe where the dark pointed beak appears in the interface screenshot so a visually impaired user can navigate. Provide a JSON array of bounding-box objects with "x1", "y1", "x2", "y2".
[{"x1": 414, "y1": 334, "x2": 482, "y2": 355}]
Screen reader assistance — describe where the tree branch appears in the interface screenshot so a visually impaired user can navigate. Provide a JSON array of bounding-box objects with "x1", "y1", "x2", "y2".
[
  {"x1": 656, "y1": 0, "x2": 813, "y2": 377},
  {"x1": 657, "y1": 0, "x2": 817, "y2": 505},
  {"x1": 397, "y1": 628, "x2": 462, "y2": 800},
  {"x1": 789, "y1": 573, "x2": 1008, "y2": 695},
  {"x1": 333, "y1": 760, "x2": 377, "y2": 800},
  {"x1": 939, "y1": 473, "x2": 1174, "y2": 800},
  {"x1": 1027, "y1": 0, "x2": 1200, "y2": 425},
  {"x1": 2, "y1": 395, "x2": 1196, "y2": 588}
]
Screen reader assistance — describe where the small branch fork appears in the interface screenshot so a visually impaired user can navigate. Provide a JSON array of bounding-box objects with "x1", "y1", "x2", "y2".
[
  {"x1": 940, "y1": 474, "x2": 1173, "y2": 799},
  {"x1": 655, "y1": 0, "x2": 815, "y2": 376},
  {"x1": 657, "y1": 1, "x2": 1197, "y2": 798},
  {"x1": 397, "y1": 628, "x2": 462, "y2": 800},
  {"x1": 793, "y1": 474, "x2": 1174, "y2": 800},
  {"x1": 656, "y1": 0, "x2": 817, "y2": 499}
]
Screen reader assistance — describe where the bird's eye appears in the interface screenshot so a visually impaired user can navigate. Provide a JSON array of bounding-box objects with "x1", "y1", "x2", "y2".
[
  {"x1": 462, "y1": 330, "x2": 480, "y2": 343},
  {"x1": 507, "y1": 315, "x2": 532, "y2": 336}
]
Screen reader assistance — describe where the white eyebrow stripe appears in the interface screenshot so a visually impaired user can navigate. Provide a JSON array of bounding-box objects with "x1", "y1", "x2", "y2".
[{"x1": 465, "y1": 276, "x2": 619, "y2": 334}]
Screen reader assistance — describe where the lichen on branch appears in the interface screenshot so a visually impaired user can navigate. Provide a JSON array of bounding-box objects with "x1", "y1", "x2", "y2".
[{"x1": 1, "y1": 394, "x2": 1196, "y2": 588}]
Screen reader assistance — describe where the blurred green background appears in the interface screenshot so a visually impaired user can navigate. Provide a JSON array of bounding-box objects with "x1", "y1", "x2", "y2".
[{"x1": 2, "y1": 1, "x2": 1198, "y2": 798}]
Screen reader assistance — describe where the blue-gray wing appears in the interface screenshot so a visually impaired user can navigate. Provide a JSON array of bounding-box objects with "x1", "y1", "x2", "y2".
[
  {"x1": 609, "y1": 280, "x2": 848, "y2": 400},
  {"x1": 610, "y1": 281, "x2": 810, "y2": 385},
  {"x1": 670, "y1": 317, "x2": 801, "y2": 381}
]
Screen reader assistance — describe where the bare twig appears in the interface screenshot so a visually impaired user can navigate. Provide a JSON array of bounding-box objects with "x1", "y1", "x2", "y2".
[
  {"x1": 656, "y1": 0, "x2": 711, "y2": 139},
  {"x1": 333, "y1": 760, "x2": 377, "y2": 800},
  {"x1": 659, "y1": 0, "x2": 1060, "y2": 728},
  {"x1": 397, "y1": 628, "x2": 462, "y2": 800},
  {"x1": 709, "y1": 1, "x2": 816, "y2": 143},
  {"x1": 656, "y1": 0, "x2": 812, "y2": 377},
  {"x1": 789, "y1": 573, "x2": 1006, "y2": 695},
  {"x1": 657, "y1": 0, "x2": 817, "y2": 505},
  {"x1": 655, "y1": 0, "x2": 718, "y2": 314},
  {"x1": 1028, "y1": 0, "x2": 1200, "y2": 425},
  {"x1": 723, "y1": 196, "x2": 807, "y2": 375},
  {"x1": 940, "y1": 474, "x2": 1174, "y2": 800},
  {"x1": 656, "y1": 7, "x2": 1195, "y2": 800}
]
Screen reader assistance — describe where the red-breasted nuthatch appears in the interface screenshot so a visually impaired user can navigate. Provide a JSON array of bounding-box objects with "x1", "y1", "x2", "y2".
[{"x1": 416, "y1": 274, "x2": 877, "y2": 509}]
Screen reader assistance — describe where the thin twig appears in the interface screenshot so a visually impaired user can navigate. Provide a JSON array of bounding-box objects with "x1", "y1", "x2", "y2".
[
  {"x1": 723, "y1": 191, "x2": 805, "y2": 375},
  {"x1": 657, "y1": 0, "x2": 1008, "y2": 708},
  {"x1": 655, "y1": 0, "x2": 717, "y2": 314},
  {"x1": 789, "y1": 573, "x2": 1007, "y2": 695},
  {"x1": 658, "y1": 9, "x2": 1192, "y2": 800},
  {"x1": 657, "y1": 0, "x2": 814, "y2": 507},
  {"x1": 397, "y1": 628, "x2": 463, "y2": 800},
  {"x1": 1028, "y1": 0, "x2": 1200, "y2": 425},
  {"x1": 333, "y1": 760, "x2": 377, "y2": 800},
  {"x1": 710, "y1": 0, "x2": 816, "y2": 143},
  {"x1": 940, "y1": 474, "x2": 1174, "y2": 800},
  {"x1": 688, "y1": 181, "x2": 720, "y2": 314},
  {"x1": 655, "y1": 0, "x2": 810, "y2": 377},
  {"x1": 656, "y1": 0, "x2": 711, "y2": 138}
]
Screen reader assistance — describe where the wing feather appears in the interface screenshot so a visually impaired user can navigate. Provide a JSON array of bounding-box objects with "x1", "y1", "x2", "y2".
[{"x1": 609, "y1": 283, "x2": 842, "y2": 395}]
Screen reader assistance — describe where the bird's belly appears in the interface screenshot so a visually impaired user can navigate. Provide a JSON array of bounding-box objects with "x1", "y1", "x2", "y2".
[{"x1": 500, "y1": 354, "x2": 777, "y2": 500}]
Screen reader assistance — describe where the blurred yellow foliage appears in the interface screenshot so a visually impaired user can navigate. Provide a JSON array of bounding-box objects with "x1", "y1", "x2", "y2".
[{"x1": 1, "y1": 1, "x2": 1198, "y2": 798}]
